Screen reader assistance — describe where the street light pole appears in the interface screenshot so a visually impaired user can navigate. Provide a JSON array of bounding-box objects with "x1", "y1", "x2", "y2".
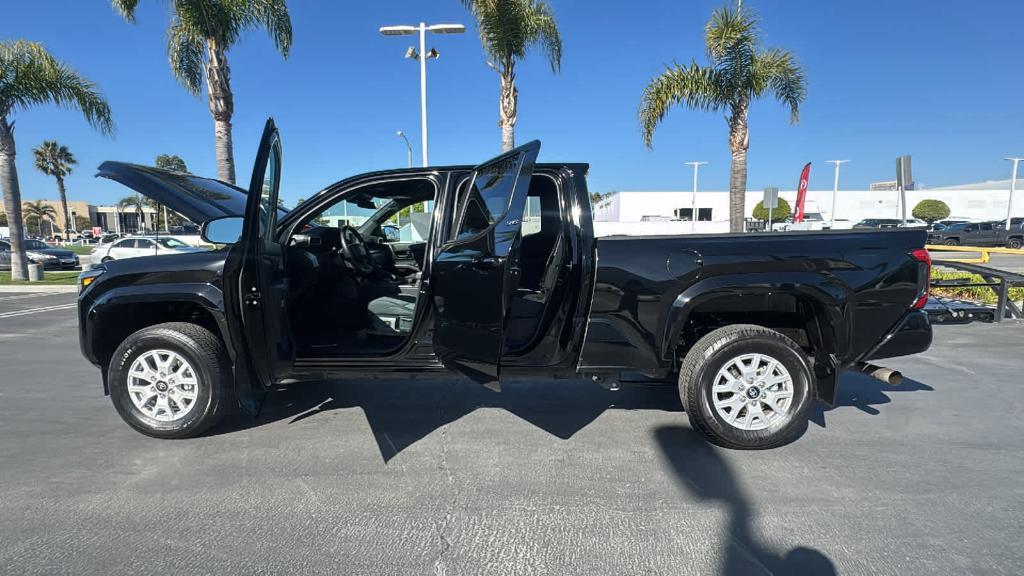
[
  {"x1": 1006, "y1": 157, "x2": 1023, "y2": 231},
  {"x1": 380, "y1": 22, "x2": 465, "y2": 167},
  {"x1": 396, "y1": 131, "x2": 413, "y2": 167},
  {"x1": 684, "y1": 161, "x2": 708, "y2": 232},
  {"x1": 826, "y1": 160, "x2": 849, "y2": 229}
]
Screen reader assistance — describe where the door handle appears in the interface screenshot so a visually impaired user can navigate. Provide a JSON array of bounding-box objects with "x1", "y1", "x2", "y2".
[{"x1": 472, "y1": 256, "x2": 498, "y2": 271}]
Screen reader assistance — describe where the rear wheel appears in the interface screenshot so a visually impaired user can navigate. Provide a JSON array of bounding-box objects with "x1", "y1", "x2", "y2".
[
  {"x1": 107, "y1": 322, "x2": 231, "y2": 439},
  {"x1": 679, "y1": 324, "x2": 813, "y2": 449},
  {"x1": 101, "y1": 256, "x2": 113, "y2": 262},
  {"x1": 1008, "y1": 237, "x2": 1023, "y2": 250},
  {"x1": 943, "y1": 238, "x2": 960, "y2": 246}
]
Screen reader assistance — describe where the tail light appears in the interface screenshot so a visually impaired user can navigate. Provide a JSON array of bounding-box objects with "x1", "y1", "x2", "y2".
[{"x1": 910, "y1": 248, "x2": 931, "y2": 309}]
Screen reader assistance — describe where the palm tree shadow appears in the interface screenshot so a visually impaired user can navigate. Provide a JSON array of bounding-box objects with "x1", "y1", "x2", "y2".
[
  {"x1": 215, "y1": 378, "x2": 683, "y2": 462},
  {"x1": 811, "y1": 370, "x2": 934, "y2": 428},
  {"x1": 654, "y1": 426, "x2": 837, "y2": 575}
]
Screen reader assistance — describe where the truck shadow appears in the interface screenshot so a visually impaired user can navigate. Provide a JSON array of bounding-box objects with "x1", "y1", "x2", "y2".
[
  {"x1": 811, "y1": 371, "x2": 933, "y2": 428},
  {"x1": 217, "y1": 378, "x2": 682, "y2": 461},
  {"x1": 654, "y1": 425, "x2": 837, "y2": 575},
  {"x1": 214, "y1": 370, "x2": 933, "y2": 461}
]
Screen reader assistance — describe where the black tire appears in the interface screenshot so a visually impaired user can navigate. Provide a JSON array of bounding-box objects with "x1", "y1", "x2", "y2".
[
  {"x1": 1008, "y1": 237, "x2": 1023, "y2": 250},
  {"x1": 107, "y1": 322, "x2": 231, "y2": 439},
  {"x1": 679, "y1": 324, "x2": 814, "y2": 449},
  {"x1": 101, "y1": 256, "x2": 113, "y2": 262},
  {"x1": 943, "y1": 238, "x2": 959, "y2": 246}
]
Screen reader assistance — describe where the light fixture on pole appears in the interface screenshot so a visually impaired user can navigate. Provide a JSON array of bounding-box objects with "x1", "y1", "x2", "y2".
[
  {"x1": 396, "y1": 131, "x2": 413, "y2": 168},
  {"x1": 379, "y1": 22, "x2": 465, "y2": 167},
  {"x1": 1006, "y1": 157, "x2": 1023, "y2": 231},
  {"x1": 684, "y1": 161, "x2": 708, "y2": 232},
  {"x1": 825, "y1": 160, "x2": 849, "y2": 229}
]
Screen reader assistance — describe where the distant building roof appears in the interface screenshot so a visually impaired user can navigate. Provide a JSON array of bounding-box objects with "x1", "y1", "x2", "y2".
[{"x1": 930, "y1": 179, "x2": 1017, "y2": 191}]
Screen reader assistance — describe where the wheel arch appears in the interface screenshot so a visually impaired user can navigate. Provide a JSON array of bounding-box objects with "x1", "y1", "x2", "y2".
[
  {"x1": 84, "y1": 284, "x2": 234, "y2": 393},
  {"x1": 662, "y1": 274, "x2": 852, "y2": 405}
]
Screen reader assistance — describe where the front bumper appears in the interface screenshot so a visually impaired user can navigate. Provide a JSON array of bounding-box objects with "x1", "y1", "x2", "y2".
[{"x1": 864, "y1": 310, "x2": 933, "y2": 361}]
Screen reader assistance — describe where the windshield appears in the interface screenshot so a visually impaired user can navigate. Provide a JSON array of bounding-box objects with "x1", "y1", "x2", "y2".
[{"x1": 156, "y1": 237, "x2": 189, "y2": 249}]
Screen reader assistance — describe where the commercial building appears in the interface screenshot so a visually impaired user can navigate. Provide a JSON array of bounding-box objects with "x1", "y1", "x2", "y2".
[
  {"x1": 592, "y1": 179, "x2": 1024, "y2": 235},
  {"x1": 0, "y1": 199, "x2": 159, "y2": 236}
]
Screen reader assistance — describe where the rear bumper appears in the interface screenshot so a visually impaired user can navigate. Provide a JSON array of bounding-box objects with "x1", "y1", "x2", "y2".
[{"x1": 863, "y1": 310, "x2": 933, "y2": 361}]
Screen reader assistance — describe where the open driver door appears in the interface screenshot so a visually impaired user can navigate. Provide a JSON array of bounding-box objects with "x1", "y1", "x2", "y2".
[
  {"x1": 222, "y1": 118, "x2": 294, "y2": 414},
  {"x1": 429, "y1": 141, "x2": 540, "y2": 390}
]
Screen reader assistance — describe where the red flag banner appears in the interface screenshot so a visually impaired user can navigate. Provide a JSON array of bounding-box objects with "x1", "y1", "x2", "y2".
[{"x1": 793, "y1": 162, "x2": 812, "y2": 222}]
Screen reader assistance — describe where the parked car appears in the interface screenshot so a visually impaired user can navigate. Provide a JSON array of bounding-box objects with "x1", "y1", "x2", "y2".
[
  {"x1": 994, "y1": 219, "x2": 1024, "y2": 249},
  {"x1": 91, "y1": 235, "x2": 206, "y2": 262},
  {"x1": 78, "y1": 119, "x2": 933, "y2": 450},
  {"x1": 853, "y1": 218, "x2": 903, "y2": 229},
  {"x1": 0, "y1": 238, "x2": 79, "y2": 270},
  {"x1": 929, "y1": 219, "x2": 970, "y2": 232},
  {"x1": 927, "y1": 221, "x2": 1005, "y2": 246}
]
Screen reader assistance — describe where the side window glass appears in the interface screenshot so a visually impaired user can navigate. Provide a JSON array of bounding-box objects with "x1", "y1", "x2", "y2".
[
  {"x1": 258, "y1": 141, "x2": 281, "y2": 240},
  {"x1": 521, "y1": 195, "x2": 543, "y2": 236},
  {"x1": 137, "y1": 239, "x2": 153, "y2": 249},
  {"x1": 454, "y1": 155, "x2": 518, "y2": 240}
]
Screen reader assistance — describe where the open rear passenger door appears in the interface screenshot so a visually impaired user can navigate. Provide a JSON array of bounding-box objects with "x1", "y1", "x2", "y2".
[
  {"x1": 220, "y1": 118, "x2": 294, "y2": 413},
  {"x1": 430, "y1": 141, "x2": 540, "y2": 389}
]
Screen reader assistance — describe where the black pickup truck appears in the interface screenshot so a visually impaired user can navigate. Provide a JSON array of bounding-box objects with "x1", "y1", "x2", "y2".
[{"x1": 78, "y1": 120, "x2": 933, "y2": 449}]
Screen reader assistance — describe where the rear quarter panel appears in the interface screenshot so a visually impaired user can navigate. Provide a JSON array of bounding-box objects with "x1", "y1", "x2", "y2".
[{"x1": 581, "y1": 229, "x2": 927, "y2": 374}]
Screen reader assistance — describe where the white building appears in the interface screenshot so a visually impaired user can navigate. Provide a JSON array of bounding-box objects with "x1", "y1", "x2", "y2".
[{"x1": 592, "y1": 179, "x2": 1023, "y2": 235}]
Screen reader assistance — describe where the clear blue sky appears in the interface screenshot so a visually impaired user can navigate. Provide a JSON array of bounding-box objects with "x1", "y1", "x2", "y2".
[{"x1": 4, "y1": 0, "x2": 1024, "y2": 206}]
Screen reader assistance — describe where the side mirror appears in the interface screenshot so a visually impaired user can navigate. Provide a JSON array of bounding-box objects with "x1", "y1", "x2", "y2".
[
  {"x1": 381, "y1": 224, "x2": 400, "y2": 243},
  {"x1": 201, "y1": 216, "x2": 244, "y2": 245},
  {"x1": 964, "y1": 227, "x2": 974, "y2": 233}
]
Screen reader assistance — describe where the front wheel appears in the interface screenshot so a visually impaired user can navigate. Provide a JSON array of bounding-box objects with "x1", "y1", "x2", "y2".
[
  {"x1": 943, "y1": 238, "x2": 960, "y2": 246},
  {"x1": 107, "y1": 322, "x2": 231, "y2": 439},
  {"x1": 679, "y1": 324, "x2": 814, "y2": 449},
  {"x1": 1008, "y1": 237, "x2": 1023, "y2": 250}
]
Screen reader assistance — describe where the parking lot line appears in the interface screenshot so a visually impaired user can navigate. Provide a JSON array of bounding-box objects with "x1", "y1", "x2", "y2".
[
  {"x1": 0, "y1": 293, "x2": 61, "y2": 302},
  {"x1": 0, "y1": 303, "x2": 77, "y2": 319}
]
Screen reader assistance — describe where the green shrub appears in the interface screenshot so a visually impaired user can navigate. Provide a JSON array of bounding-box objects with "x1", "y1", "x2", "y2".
[
  {"x1": 913, "y1": 199, "x2": 951, "y2": 223},
  {"x1": 930, "y1": 270, "x2": 1024, "y2": 304},
  {"x1": 752, "y1": 197, "x2": 792, "y2": 222}
]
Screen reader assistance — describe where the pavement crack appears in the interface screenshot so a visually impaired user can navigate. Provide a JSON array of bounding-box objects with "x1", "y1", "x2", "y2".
[{"x1": 432, "y1": 381, "x2": 457, "y2": 576}]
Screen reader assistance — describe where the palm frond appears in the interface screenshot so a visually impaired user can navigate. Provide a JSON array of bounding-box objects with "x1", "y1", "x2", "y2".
[
  {"x1": 462, "y1": 0, "x2": 562, "y2": 72},
  {"x1": 238, "y1": 0, "x2": 294, "y2": 57},
  {"x1": 33, "y1": 140, "x2": 77, "y2": 178},
  {"x1": 751, "y1": 48, "x2": 806, "y2": 123},
  {"x1": 638, "y1": 61, "x2": 728, "y2": 148},
  {"x1": 167, "y1": 19, "x2": 205, "y2": 95},
  {"x1": 111, "y1": 0, "x2": 141, "y2": 22},
  {"x1": 0, "y1": 40, "x2": 114, "y2": 135}
]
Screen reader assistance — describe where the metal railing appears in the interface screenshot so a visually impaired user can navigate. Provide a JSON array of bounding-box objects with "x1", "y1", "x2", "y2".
[{"x1": 927, "y1": 245, "x2": 1024, "y2": 322}]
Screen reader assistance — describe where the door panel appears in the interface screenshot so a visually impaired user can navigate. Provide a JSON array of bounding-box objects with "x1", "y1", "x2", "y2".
[
  {"x1": 430, "y1": 141, "x2": 540, "y2": 388},
  {"x1": 222, "y1": 118, "x2": 293, "y2": 414}
]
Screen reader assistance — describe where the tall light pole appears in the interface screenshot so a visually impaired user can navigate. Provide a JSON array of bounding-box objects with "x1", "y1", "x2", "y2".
[
  {"x1": 826, "y1": 160, "x2": 849, "y2": 229},
  {"x1": 684, "y1": 161, "x2": 708, "y2": 232},
  {"x1": 379, "y1": 22, "x2": 465, "y2": 167},
  {"x1": 1006, "y1": 157, "x2": 1023, "y2": 231},
  {"x1": 396, "y1": 130, "x2": 413, "y2": 167}
]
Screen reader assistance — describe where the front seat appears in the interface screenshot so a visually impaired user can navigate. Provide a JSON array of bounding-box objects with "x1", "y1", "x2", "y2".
[{"x1": 366, "y1": 294, "x2": 417, "y2": 335}]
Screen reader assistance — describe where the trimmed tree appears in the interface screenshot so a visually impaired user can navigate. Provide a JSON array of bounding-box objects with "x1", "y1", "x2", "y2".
[
  {"x1": 639, "y1": 4, "x2": 806, "y2": 233},
  {"x1": 0, "y1": 40, "x2": 113, "y2": 279},
  {"x1": 752, "y1": 197, "x2": 791, "y2": 222},
  {"x1": 912, "y1": 199, "x2": 950, "y2": 224},
  {"x1": 460, "y1": 0, "x2": 562, "y2": 152},
  {"x1": 112, "y1": 0, "x2": 292, "y2": 184},
  {"x1": 33, "y1": 140, "x2": 77, "y2": 240}
]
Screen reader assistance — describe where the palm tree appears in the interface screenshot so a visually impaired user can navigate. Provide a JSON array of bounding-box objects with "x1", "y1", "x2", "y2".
[
  {"x1": 22, "y1": 200, "x2": 58, "y2": 238},
  {"x1": 112, "y1": 0, "x2": 292, "y2": 184},
  {"x1": 638, "y1": 4, "x2": 806, "y2": 232},
  {"x1": 118, "y1": 195, "x2": 146, "y2": 234},
  {"x1": 460, "y1": 0, "x2": 562, "y2": 152},
  {"x1": 155, "y1": 153, "x2": 188, "y2": 173},
  {"x1": 152, "y1": 154, "x2": 189, "y2": 229},
  {"x1": 33, "y1": 140, "x2": 77, "y2": 241},
  {"x1": 0, "y1": 40, "x2": 113, "y2": 280}
]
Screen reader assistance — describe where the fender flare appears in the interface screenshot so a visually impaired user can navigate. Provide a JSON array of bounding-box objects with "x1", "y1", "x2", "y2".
[{"x1": 660, "y1": 272, "x2": 854, "y2": 365}]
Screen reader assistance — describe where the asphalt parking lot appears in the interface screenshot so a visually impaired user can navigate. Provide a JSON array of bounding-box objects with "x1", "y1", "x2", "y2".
[{"x1": 1, "y1": 293, "x2": 1022, "y2": 576}]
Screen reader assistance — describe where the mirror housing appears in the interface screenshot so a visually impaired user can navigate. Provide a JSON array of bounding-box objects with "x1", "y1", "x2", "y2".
[{"x1": 201, "y1": 216, "x2": 244, "y2": 245}]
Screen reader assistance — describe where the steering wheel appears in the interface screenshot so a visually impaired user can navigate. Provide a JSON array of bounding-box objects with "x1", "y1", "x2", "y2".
[{"x1": 338, "y1": 225, "x2": 376, "y2": 274}]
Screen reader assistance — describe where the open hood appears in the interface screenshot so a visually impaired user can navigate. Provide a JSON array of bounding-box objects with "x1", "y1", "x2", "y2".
[{"x1": 96, "y1": 161, "x2": 249, "y2": 224}]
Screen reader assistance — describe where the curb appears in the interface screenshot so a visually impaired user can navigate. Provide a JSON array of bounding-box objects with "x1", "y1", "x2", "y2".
[{"x1": 0, "y1": 285, "x2": 78, "y2": 294}]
